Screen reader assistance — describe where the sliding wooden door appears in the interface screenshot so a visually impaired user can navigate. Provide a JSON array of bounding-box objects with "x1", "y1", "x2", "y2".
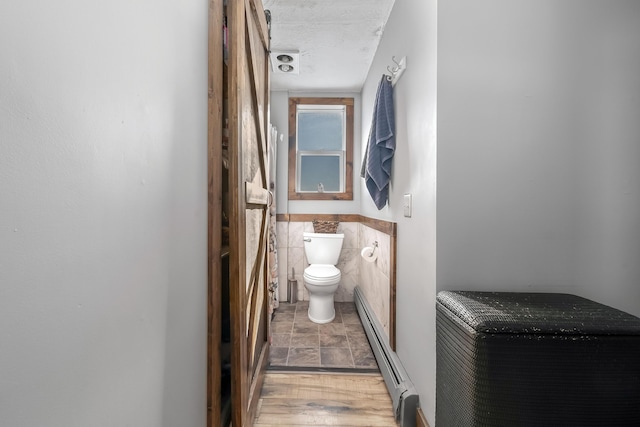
[{"x1": 228, "y1": 0, "x2": 271, "y2": 425}]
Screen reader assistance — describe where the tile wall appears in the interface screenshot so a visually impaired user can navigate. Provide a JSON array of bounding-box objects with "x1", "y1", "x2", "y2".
[{"x1": 358, "y1": 223, "x2": 391, "y2": 338}]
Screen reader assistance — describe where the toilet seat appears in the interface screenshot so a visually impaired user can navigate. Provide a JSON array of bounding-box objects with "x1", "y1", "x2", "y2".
[{"x1": 304, "y1": 265, "x2": 341, "y2": 284}]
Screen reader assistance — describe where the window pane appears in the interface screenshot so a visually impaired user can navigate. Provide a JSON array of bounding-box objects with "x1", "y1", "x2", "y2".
[
  {"x1": 299, "y1": 155, "x2": 341, "y2": 192},
  {"x1": 297, "y1": 110, "x2": 343, "y2": 151}
]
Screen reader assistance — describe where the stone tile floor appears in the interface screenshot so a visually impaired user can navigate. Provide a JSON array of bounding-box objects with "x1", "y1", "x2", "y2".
[{"x1": 269, "y1": 301, "x2": 378, "y2": 370}]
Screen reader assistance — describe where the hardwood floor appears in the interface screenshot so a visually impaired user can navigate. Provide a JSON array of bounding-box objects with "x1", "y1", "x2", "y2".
[{"x1": 254, "y1": 372, "x2": 399, "y2": 426}]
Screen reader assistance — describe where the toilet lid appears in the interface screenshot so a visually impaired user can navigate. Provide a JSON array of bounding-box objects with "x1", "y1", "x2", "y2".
[{"x1": 304, "y1": 265, "x2": 341, "y2": 281}]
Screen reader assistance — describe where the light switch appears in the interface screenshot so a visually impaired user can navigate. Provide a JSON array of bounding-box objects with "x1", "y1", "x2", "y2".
[{"x1": 403, "y1": 193, "x2": 412, "y2": 217}]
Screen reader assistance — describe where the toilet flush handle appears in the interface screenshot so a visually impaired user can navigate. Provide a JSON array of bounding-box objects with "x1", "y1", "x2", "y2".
[{"x1": 303, "y1": 237, "x2": 312, "y2": 242}]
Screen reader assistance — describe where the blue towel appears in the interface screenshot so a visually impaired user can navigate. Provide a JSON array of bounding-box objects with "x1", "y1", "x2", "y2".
[{"x1": 363, "y1": 75, "x2": 395, "y2": 210}]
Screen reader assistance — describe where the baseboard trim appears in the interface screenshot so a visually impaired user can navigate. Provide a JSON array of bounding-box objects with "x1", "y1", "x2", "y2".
[
  {"x1": 354, "y1": 286, "x2": 418, "y2": 427},
  {"x1": 416, "y1": 406, "x2": 430, "y2": 427}
]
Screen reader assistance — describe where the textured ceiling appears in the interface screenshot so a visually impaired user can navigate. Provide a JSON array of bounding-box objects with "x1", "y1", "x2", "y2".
[{"x1": 263, "y1": 0, "x2": 395, "y2": 92}]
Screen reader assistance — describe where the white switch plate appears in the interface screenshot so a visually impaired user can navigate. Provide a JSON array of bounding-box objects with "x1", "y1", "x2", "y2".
[{"x1": 403, "y1": 193, "x2": 412, "y2": 217}]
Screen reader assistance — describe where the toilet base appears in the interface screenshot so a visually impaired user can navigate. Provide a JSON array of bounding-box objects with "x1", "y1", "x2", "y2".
[{"x1": 307, "y1": 293, "x2": 336, "y2": 324}]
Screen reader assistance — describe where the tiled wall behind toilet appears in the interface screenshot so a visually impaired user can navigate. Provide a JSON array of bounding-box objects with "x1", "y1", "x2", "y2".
[
  {"x1": 276, "y1": 219, "x2": 392, "y2": 338},
  {"x1": 358, "y1": 223, "x2": 391, "y2": 338},
  {"x1": 276, "y1": 221, "x2": 358, "y2": 303}
]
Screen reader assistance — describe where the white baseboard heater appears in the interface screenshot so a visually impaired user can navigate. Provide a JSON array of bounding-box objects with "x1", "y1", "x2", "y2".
[{"x1": 354, "y1": 286, "x2": 418, "y2": 427}]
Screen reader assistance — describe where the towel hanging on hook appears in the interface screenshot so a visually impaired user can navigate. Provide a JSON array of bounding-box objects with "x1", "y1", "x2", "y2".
[{"x1": 362, "y1": 74, "x2": 395, "y2": 210}]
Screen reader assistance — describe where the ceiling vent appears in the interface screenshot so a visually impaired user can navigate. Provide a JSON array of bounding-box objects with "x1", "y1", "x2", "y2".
[{"x1": 270, "y1": 51, "x2": 300, "y2": 75}]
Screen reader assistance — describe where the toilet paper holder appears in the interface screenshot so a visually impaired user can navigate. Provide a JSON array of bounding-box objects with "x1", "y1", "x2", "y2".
[{"x1": 361, "y1": 241, "x2": 379, "y2": 262}]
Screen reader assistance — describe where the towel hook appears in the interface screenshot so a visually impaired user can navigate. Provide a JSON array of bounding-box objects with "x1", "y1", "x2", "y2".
[
  {"x1": 386, "y1": 55, "x2": 407, "y2": 86},
  {"x1": 387, "y1": 56, "x2": 401, "y2": 75}
]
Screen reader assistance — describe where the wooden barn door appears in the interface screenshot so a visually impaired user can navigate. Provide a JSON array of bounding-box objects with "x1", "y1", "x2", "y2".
[{"x1": 228, "y1": 0, "x2": 270, "y2": 425}]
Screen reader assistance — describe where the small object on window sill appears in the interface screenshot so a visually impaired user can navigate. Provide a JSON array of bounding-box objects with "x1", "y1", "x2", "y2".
[{"x1": 317, "y1": 183, "x2": 324, "y2": 193}]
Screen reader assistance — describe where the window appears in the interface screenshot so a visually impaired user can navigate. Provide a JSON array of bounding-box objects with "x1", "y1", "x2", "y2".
[{"x1": 288, "y1": 97, "x2": 354, "y2": 200}]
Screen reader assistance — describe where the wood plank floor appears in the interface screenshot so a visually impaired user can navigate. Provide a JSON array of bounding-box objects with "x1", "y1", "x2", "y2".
[{"x1": 254, "y1": 372, "x2": 399, "y2": 426}]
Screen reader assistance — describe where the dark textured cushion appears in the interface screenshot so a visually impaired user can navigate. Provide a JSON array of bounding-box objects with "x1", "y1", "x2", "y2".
[{"x1": 437, "y1": 291, "x2": 640, "y2": 335}]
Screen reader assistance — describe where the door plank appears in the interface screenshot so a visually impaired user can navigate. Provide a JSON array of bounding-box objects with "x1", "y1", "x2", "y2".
[
  {"x1": 227, "y1": 0, "x2": 250, "y2": 422},
  {"x1": 245, "y1": 180, "x2": 270, "y2": 205},
  {"x1": 246, "y1": 209, "x2": 268, "y2": 363},
  {"x1": 244, "y1": 6, "x2": 268, "y2": 190},
  {"x1": 248, "y1": 0, "x2": 269, "y2": 49},
  {"x1": 206, "y1": 0, "x2": 223, "y2": 425}
]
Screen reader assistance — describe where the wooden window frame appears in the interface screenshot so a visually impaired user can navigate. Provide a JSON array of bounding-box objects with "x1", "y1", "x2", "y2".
[{"x1": 288, "y1": 97, "x2": 354, "y2": 201}]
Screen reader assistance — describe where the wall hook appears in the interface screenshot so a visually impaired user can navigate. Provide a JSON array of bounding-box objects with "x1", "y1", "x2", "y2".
[{"x1": 386, "y1": 56, "x2": 407, "y2": 87}]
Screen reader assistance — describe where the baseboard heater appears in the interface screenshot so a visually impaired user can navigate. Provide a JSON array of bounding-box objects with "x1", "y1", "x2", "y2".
[{"x1": 354, "y1": 286, "x2": 418, "y2": 427}]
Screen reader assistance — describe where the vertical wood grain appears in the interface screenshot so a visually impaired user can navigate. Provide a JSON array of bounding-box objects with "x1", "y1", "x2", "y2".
[
  {"x1": 389, "y1": 222, "x2": 397, "y2": 351},
  {"x1": 206, "y1": 0, "x2": 223, "y2": 424},
  {"x1": 226, "y1": 0, "x2": 246, "y2": 422}
]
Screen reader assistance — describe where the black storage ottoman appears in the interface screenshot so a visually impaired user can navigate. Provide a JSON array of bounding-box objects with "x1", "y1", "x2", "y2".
[{"x1": 436, "y1": 291, "x2": 640, "y2": 427}]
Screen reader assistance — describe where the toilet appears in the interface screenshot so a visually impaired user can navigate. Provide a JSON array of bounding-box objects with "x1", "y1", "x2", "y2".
[{"x1": 302, "y1": 232, "x2": 344, "y2": 324}]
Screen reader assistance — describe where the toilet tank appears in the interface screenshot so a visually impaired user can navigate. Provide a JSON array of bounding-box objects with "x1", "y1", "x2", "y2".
[{"x1": 303, "y1": 232, "x2": 344, "y2": 265}]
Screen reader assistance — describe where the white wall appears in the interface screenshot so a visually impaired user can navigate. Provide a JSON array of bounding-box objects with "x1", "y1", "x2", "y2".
[
  {"x1": 271, "y1": 90, "x2": 362, "y2": 214},
  {"x1": 360, "y1": 0, "x2": 438, "y2": 425},
  {"x1": 437, "y1": 1, "x2": 640, "y2": 312},
  {"x1": 0, "y1": 1, "x2": 208, "y2": 426}
]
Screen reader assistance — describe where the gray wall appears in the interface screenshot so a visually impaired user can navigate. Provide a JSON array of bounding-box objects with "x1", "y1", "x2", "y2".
[
  {"x1": 359, "y1": 0, "x2": 438, "y2": 424},
  {"x1": 568, "y1": 3, "x2": 640, "y2": 316},
  {"x1": 0, "y1": 0, "x2": 208, "y2": 425},
  {"x1": 437, "y1": 1, "x2": 640, "y2": 315},
  {"x1": 359, "y1": 0, "x2": 640, "y2": 425}
]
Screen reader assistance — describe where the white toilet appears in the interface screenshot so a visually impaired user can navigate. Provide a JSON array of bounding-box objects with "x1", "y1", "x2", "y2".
[{"x1": 302, "y1": 232, "x2": 344, "y2": 324}]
